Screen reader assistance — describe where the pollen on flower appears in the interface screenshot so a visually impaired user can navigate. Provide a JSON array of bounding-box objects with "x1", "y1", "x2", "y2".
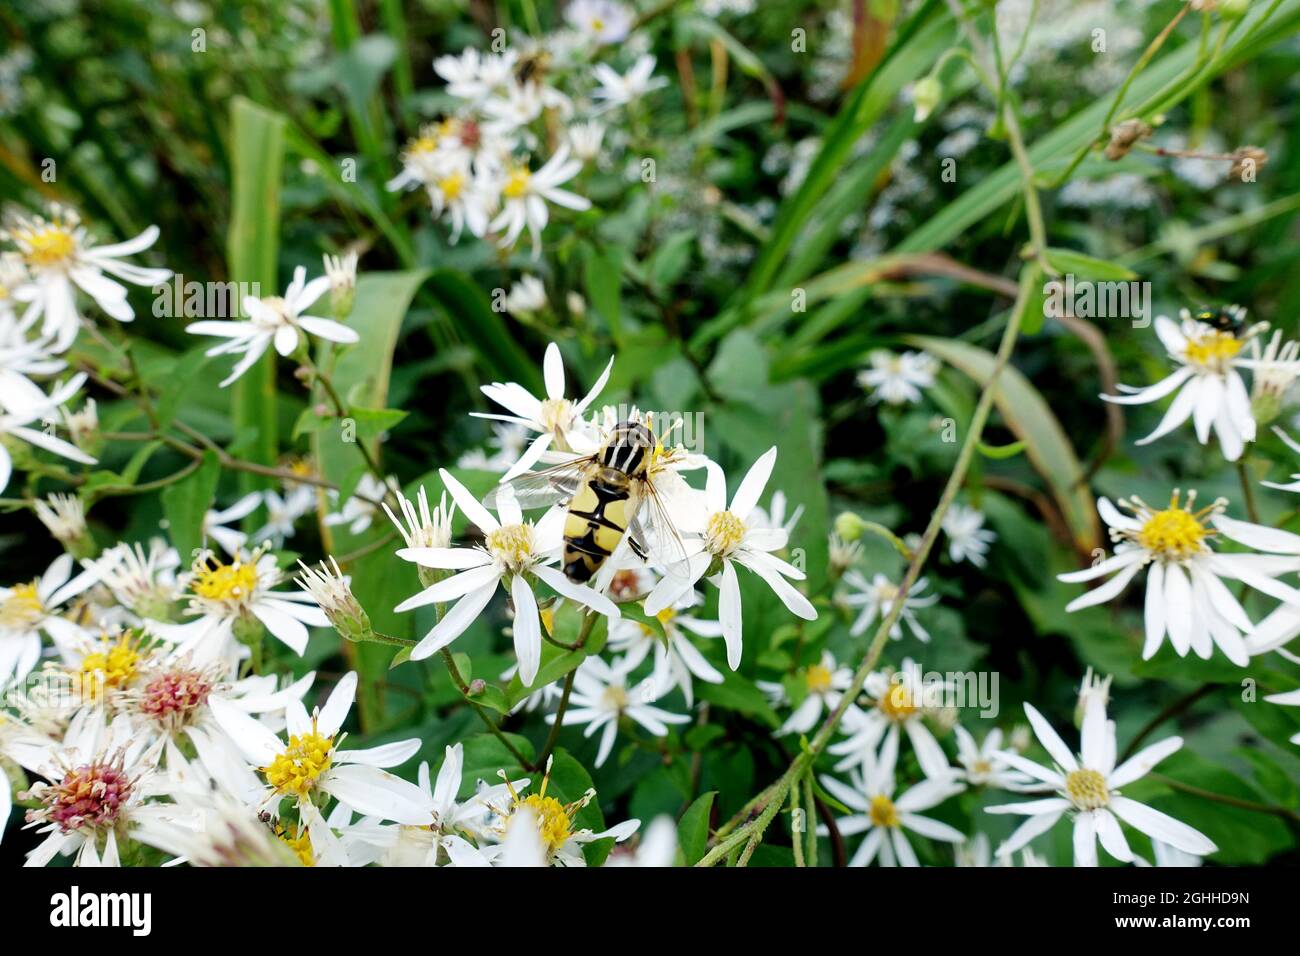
[
  {"x1": 487, "y1": 523, "x2": 536, "y2": 568},
  {"x1": 705, "y1": 510, "x2": 746, "y2": 556},
  {"x1": 1129, "y1": 490, "x2": 1219, "y2": 561},
  {"x1": 261, "y1": 727, "x2": 334, "y2": 799},
  {"x1": 1064, "y1": 768, "x2": 1109, "y2": 809},
  {"x1": 1184, "y1": 330, "x2": 1244, "y2": 368},
  {"x1": 519, "y1": 794, "x2": 572, "y2": 852},
  {"x1": 30, "y1": 759, "x2": 133, "y2": 833},
  {"x1": 80, "y1": 630, "x2": 145, "y2": 691},
  {"x1": 191, "y1": 555, "x2": 260, "y2": 604},
  {"x1": 0, "y1": 581, "x2": 44, "y2": 628},
  {"x1": 877, "y1": 682, "x2": 918, "y2": 722},
  {"x1": 868, "y1": 794, "x2": 900, "y2": 828},
  {"x1": 601, "y1": 683, "x2": 629, "y2": 711},
  {"x1": 503, "y1": 165, "x2": 532, "y2": 199},
  {"x1": 438, "y1": 171, "x2": 466, "y2": 200},
  {"x1": 139, "y1": 667, "x2": 213, "y2": 724},
  {"x1": 538, "y1": 396, "x2": 572, "y2": 434},
  {"x1": 805, "y1": 663, "x2": 833, "y2": 694},
  {"x1": 275, "y1": 822, "x2": 315, "y2": 867}
]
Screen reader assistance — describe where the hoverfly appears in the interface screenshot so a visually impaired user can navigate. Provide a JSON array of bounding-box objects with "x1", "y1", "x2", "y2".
[
  {"x1": 1195, "y1": 304, "x2": 1248, "y2": 337},
  {"x1": 514, "y1": 50, "x2": 552, "y2": 86},
  {"x1": 484, "y1": 418, "x2": 694, "y2": 586}
]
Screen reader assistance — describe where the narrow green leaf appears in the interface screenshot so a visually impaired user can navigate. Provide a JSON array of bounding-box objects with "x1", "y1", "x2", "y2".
[
  {"x1": 678, "y1": 791, "x2": 716, "y2": 866},
  {"x1": 161, "y1": 450, "x2": 221, "y2": 561}
]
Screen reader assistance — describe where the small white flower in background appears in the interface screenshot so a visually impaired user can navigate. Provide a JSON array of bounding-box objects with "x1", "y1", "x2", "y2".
[
  {"x1": 211, "y1": 671, "x2": 434, "y2": 824},
  {"x1": 827, "y1": 659, "x2": 953, "y2": 780},
  {"x1": 749, "y1": 488, "x2": 804, "y2": 536},
  {"x1": 0, "y1": 553, "x2": 97, "y2": 688},
  {"x1": 33, "y1": 493, "x2": 87, "y2": 550},
  {"x1": 1102, "y1": 310, "x2": 1264, "y2": 462},
  {"x1": 986, "y1": 687, "x2": 1217, "y2": 867},
  {"x1": 840, "y1": 569, "x2": 938, "y2": 641},
  {"x1": 392, "y1": 470, "x2": 619, "y2": 684},
  {"x1": 0, "y1": 374, "x2": 97, "y2": 493},
  {"x1": 818, "y1": 730, "x2": 966, "y2": 867},
  {"x1": 0, "y1": 332, "x2": 66, "y2": 415},
  {"x1": 857, "y1": 349, "x2": 939, "y2": 405},
  {"x1": 592, "y1": 55, "x2": 668, "y2": 109},
  {"x1": 504, "y1": 274, "x2": 548, "y2": 317},
  {"x1": 83, "y1": 538, "x2": 180, "y2": 620},
  {"x1": 202, "y1": 491, "x2": 262, "y2": 556},
  {"x1": 607, "y1": 587, "x2": 725, "y2": 708},
  {"x1": 1243, "y1": 328, "x2": 1300, "y2": 415},
  {"x1": 61, "y1": 396, "x2": 98, "y2": 447},
  {"x1": 325, "y1": 473, "x2": 395, "y2": 536},
  {"x1": 646, "y1": 449, "x2": 818, "y2": 669},
  {"x1": 475, "y1": 342, "x2": 613, "y2": 480},
  {"x1": 828, "y1": 532, "x2": 864, "y2": 572},
  {"x1": 1059, "y1": 491, "x2": 1300, "y2": 666},
  {"x1": 155, "y1": 547, "x2": 330, "y2": 663},
  {"x1": 953, "y1": 725, "x2": 1034, "y2": 789},
  {"x1": 568, "y1": 120, "x2": 606, "y2": 163},
  {"x1": 758, "y1": 650, "x2": 853, "y2": 735},
  {"x1": 457, "y1": 420, "x2": 532, "y2": 472},
  {"x1": 1262, "y1": 687, "x2": 1300, "y2": 745},
  {"x1": 603, "y1": 815, "x2": 677, "y2": 867},
  {"x1": 383, "y1": 484, "x2": 455, "y2": 551},
  {"x1": 322, "y1": 250, "x2": 358, "y2": 317},
  {"x1": 546, "y1": 656, "x2": 690, "y2": 767},
  {"x1": 565, "y1": 0, "x2": 634, "y2": 44},
  {"x1": 941, "y1": 503, "x2": 996, "y2": 567},
  {"x1": 2, "y1": 205, "x2": 171, "y2": 353},
  {"x1": 489, "y1": 145, "x2": 591, "y2": 256},
  {"x1": 187, "y1": 266, "x2": 359, "y2": 387}
]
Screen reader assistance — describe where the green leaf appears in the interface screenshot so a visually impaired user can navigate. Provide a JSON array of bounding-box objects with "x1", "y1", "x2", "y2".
[
  {"x1": 348, "y1": 406, "x2": 408, "y2": 441},
  {"x1": 694, "y1": 672, "x2": 781, "y2": 729},
  {"x1": 583, "y1": 243, "x2": 623, "y2": 343},
  {"x1": 678, "y1": 791, "x2": 716, "y2": 866},
  {"x1": 977, "y1": 439, "x2": 1027, "y2": 460},
  {"x1": 1043, "y1": 248, "x2": 1139, "y2": 281},
  {"x1": 907, "y1": 334, "x2": 1101, "y2": 555},
  {"x1": 161, "y1": 451, "x2": 221, "y2": 561},
  {"x1": 425, "y1": 269, "x2": 543, "y2": 394},
  {"x1": 226, "y1": 97, "x2": 285, "y2": 497},
  {"x1": 647, "y1": 230, "x2": 695, "y2": 291}
]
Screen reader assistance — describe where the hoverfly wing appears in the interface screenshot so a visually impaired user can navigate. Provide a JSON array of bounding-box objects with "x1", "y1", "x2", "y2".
[
  {"x1": 482, "y1": 456, "x2": 593, "y2": 510},
  {"x1": 636, "y1": 477, "x2": 700, "y2": 587}
]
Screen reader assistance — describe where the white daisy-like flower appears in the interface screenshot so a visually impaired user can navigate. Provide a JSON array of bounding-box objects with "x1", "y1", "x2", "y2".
[
  {"x1": 953, "y1": 725, "x2": 1034, "y2": 789},
  {"x1": 324, "y1": 473, "x2": 394, "y2": 536},
  {"x1": 210, "y1": 671, "x2": 433, "y2": 823},
  {"x1": 1102, "y1": 310, "x2": 1264, "y2": 461},
  {"x1": 827, "y1": 659, "x2": 953, "y2": 780},
  {"x1": 857, "y1": 350, "x2": 940, "y2": 405},
  {"x1": 565, "y1": 0, "x2": 634, "y2": 44},
  {"x1": 0, "y1": 553, "x2": 97, "y2": 688},
  {"x1": 0, "y1": 330, "x2": 65, "y2": 415},
  {"x1": 504, "y1": 275, "x2": 548, "y2": 317},
  {"x1": 392, "y1": 470, "x2": 619, "y2": 684},
  {"x1": 941, "y1": 503, "x2": 996, "y2": 567},
  {"x1": 3, "y1": 205, "x2": 171, "y2": 352},
  {"x1": 645, "y1": 449, "x2": 818, "y2": 669},
  {"x1": 0, "y1": 374, "x2": 97, "y2": 492},
  {"x1": 840, "y1": 569, "x2": 938, "y2": 641},
  {"x1": 818, "y1": 730, "x2": 966, "y2": 867},
  {"x1": 758, "y1": 650, "x2": 853, "y2": 735},
  {"x1": 602, "y1": 815, "x2": 677, "y2": 867},
  {"x1": 488, "y1": 144, "x2": 591, "y2": 256},
  {"x1": 568, "y1": 120, "x2": 606, "y2": 163},
  {"x1": 156, "y1": 547, "x2": 331, "y2": 663},
  {"x1": 383, "y1": 484, "x2": 455, "y2": 551},
  {"x1": 457, "y1": 420, "x2": 532, "y2": 472},
  {"x1": 592, "y1": 55, "x2": 668, "y2": 109},
  {"x1": 545, "y1": 656, "x2": 690, "y2": 767},
  {"x1": 474, "y1": 342, "x2": 613, "y2": 481},
  {"x1": 251, "y1": 488, "x2": 312, "y2": 547},
  {"x1": 187, "y1": 266, "x2": 360, "y2": 387},
  {"x1": 985, "y1": 691, "x2": 1217, "y2": 867},
  {"x1": 607, "y1": 587, "x2": 725, "y2": 708},
  {"x1": 1059, "y1": 491, "x2": 1300, "y2": 666},
  {"x1": 202, "y1": 491, "x2": 262, "y2": 556},
  {"x1": 33, "y1": 493, "x2": 87, "y2": 551}
]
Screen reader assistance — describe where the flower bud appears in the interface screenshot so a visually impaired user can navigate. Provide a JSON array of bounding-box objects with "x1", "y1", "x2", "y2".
[
  {"x1": 834, "y1": 511, "x2": 867, "y2": 542},
  {"x1": 912, "y1": 75, "x2": 942, "y2": 123}
]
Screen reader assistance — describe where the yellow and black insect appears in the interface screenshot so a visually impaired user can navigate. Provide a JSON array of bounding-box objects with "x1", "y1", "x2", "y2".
[
  {"x1": 1196, "y1": 304, "x2": 1248, "y2": 337},
  {"x1": 514, "y1": 50, "x2": 552, "y2": 86},
  {"x1": 485, "y1": 419, "x2": 690, "y2": 585}
]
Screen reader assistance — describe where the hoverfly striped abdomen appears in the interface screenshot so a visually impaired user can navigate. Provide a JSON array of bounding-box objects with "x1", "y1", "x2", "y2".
[{"x1": 561, "y1": 421, "x2": 654, "y2": 582}]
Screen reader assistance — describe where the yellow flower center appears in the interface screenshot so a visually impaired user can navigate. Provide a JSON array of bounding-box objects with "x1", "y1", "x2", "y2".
[
  {"x1": 639, "y1": 606, "x2": 677, "y2": 637},
  {"x1": 21, "y1": 225, "x2": 77, "y2": 267},
  {"x1": 261, "y1": 729, "x2": 335, "y2": 799},
  {"x1": 869, "y1": 794, "x2": 900, "y2": 828},
  {"x1": 1184, "y1": 331, "x2": 1243, "y2": 367},
  {"x1": 1137, "y1": 507, "x2": 1208, "y2": 561},
  {"x1": 408, "y1": 132, "x2": 439, "y2": 155},
  {"x1": 503, "y1": 166, "x2": 532, "y2": 200},
  {"x1": 805, "y1": 664, "x2": 833, "y2": 694},
  {"x1": 878, "y1": 683, "x2": 918, "y2": 722},
  {"x1": 602, "y1": 684, "x2": 629, "y2": 710},
  {"x1": 487, "y1": 523, "x2": 536, "y2": 568},
  {"x1": 1064, "y1": 768, "x2": 1109, "y2": 809},
  {"x1": 80, "y1": 632, "x2": 143, "y2": 690},
  {"x1": 276, "y1": 823, "x2": 315, "y2": 866},
  {"x1": 520, "y1": 794, "x2": 572, "y2": 853},
  {"x1": 439, "y1": 171, "x2": 466, "y2": 200},
  {"x1": 192, "y1": 558, "x2": 260, "y2": 603},
  {"x1": 591, "y1": 17, "x2": 606, "y2": 30},
  {"x1": 538, "y1": 398, "x2": 571, "y2": 434},
  {"x1": 706, "y1": 510, "x2": 746, "y2": 556},
  {"x1": 0, "y1": 581, "x2": 44, "y2": 628}
]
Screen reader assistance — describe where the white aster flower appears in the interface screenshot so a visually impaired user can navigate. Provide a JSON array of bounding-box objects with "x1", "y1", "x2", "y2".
[
  {"x1": 942, "y1": 503, "x2": 996, "y2": 567},
  {"x1": 1102, "y1": 310, "x2": 1264, "y2": 461},
  {"x1": 645, "y1": 448, "x2": 818, "y2": 669},
  {"x1": 1, "y1": 553, "x2": 98, "y2": 688},
  {"x1": 546, "y1": 656, "x2": 690, "y2": 767},
  {"x1": 0, "y1": 331, "x2": 65, "y2": 415},
  {"x1": 324, "y1": 473, "x2": 394, "y2": 536},
  {"x1": 758, "y1": 650, "x2": 852, "y2": 736},
  {"x1": 953, "y1": 725, "x2": 1033, "y2": 789},
  {"x1": 602, "y1": 815, "x2": 677, "y2": 867},
  {"x1": 3, "y1": 205, "x2": 171, "y2": 353},
  {"x1": 504, "y1": 274, "x2": 548, "y2": 317},
  {"x1": 475, "y1": 342, "x2": 612, "y2": 480},
  {"x1": 565, "y1": 0, "x2": 634, "y2": 44},
  {"x1": 489, "y1": 145, "x2": 591, "y2": 256},
  {"x1": 568, "y1": 120, "x2": 606, "y2": 163},
  {"x1": 392, "y1": 470, "x2": 619, "y2": 684},
  {"x1": 857, "y1": 350, "x2": 939, "y2": 405},
  {"x1": 592, "y1": 55, "x2": 668, "y2": 109},
  {"x1": 187, "y1": 266, "x2": 359, "y2": 387},
  {"x1": 0, "y1": 374, "x2": 97, "y2": 492},
  {"x1": 827, "y1": 659, "x2": 953, "y2": 780},
  {"x1": 985, "y1": 693, "x2": 1217, "y2": 866},
  {"x1": 33, "y1": 493, "x2": 87, "y2": 551},
  {"x1": 819, "y1": 730, "x2": 966, "y2": 867},
  {"x1": 607, "y1": 587, "x2": 725, "y2": 707},
  {"x1": 210, "y1": 671, "x2": 433, "y2": 823},
  {"x1": 202, "y1": 491, "x2": 262, "y2": 556},
  {"x1": 841, "y1": 569, "x2": 938, "y2": 641},
  {"x1": 1059, "y1": 491, "x2": 1300, "y2": 666},
  {"x1": 383, "y1": 484, "x2": 455, "y2": 551}
]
